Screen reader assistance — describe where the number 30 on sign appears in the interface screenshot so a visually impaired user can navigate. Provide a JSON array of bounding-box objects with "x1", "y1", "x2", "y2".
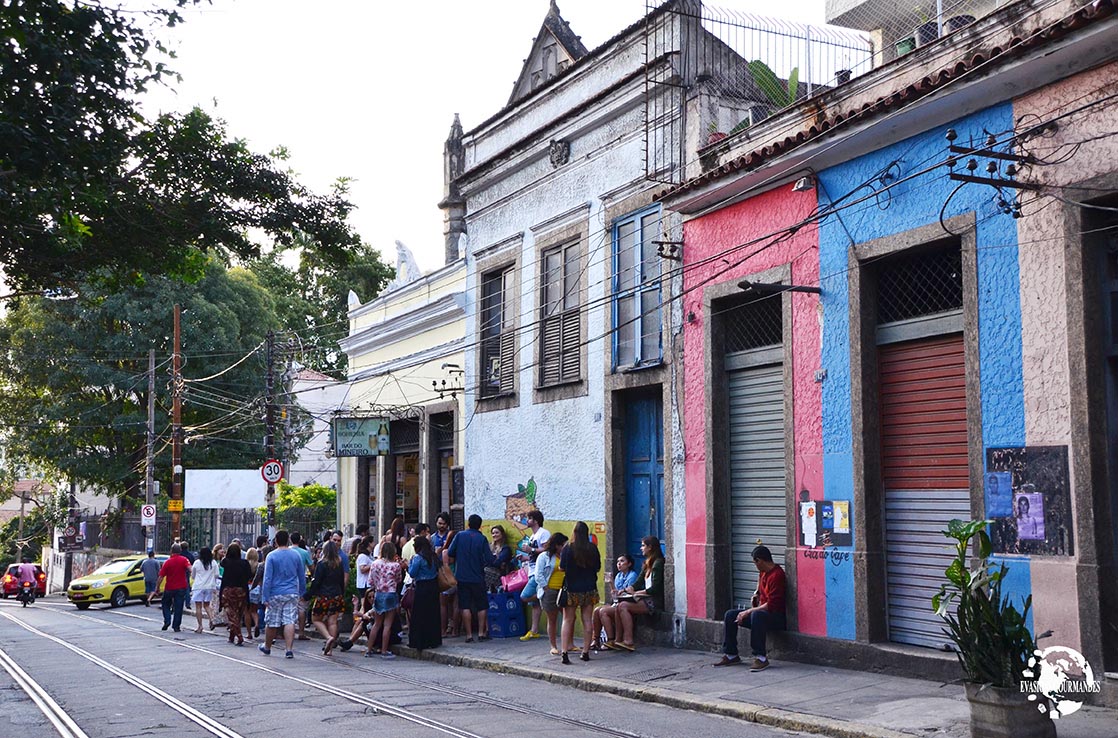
[{"x1": 261, "y1": 460, "x2": 284, "y2": 484}]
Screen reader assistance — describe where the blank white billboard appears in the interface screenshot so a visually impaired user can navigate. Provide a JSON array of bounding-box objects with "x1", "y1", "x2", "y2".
[{"x1": 184, "y1": 469, "x2": 266, "y2": 509}]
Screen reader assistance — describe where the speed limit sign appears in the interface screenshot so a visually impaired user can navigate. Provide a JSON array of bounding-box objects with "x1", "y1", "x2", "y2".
[{"x1": 261, "y1": 459, "x2": 284, "y2": 484}]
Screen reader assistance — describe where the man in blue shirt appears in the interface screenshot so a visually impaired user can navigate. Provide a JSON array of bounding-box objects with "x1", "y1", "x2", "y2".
[
  {"x1": 448, "y1": 514, "x2": 496, "y2": 642},
  {"x1": 259, "y1": 529, "x2": 306, "y2": 659}
]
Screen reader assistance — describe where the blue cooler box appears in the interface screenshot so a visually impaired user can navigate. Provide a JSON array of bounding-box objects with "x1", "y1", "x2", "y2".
[{"x1": 487, "y1": 592, "x2": 526, "y2": 638}]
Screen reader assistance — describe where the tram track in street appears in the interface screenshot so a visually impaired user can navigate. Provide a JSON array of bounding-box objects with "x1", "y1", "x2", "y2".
[
  {"x1": 0, "y1": 642, "x2": 90, "y2": 738},
  {"x1": 25, "y1": 600, "x2": 648, "y2": 738},
  {"x1": 3, "y1": 602, "x2": 488, "y2": 738}
]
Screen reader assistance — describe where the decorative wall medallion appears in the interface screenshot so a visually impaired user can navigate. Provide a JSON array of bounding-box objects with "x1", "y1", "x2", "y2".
[{"x1": 549, "y1": 139, "x2": 570, "y2": 168}]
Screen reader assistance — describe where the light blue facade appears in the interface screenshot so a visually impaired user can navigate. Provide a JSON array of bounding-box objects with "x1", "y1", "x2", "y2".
[{"x1": 816, "y1": 102, "x2": 1030, "y2": 640}]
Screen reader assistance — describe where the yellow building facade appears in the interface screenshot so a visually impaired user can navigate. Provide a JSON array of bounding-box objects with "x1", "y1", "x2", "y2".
[{"x1": 336, "y1": 252, "x2": 466, "y2": 535}]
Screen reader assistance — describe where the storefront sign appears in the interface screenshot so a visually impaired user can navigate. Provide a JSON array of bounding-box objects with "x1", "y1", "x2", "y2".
[{"x1": 332, "y1": 417, "x2": 390, "y2": 457}]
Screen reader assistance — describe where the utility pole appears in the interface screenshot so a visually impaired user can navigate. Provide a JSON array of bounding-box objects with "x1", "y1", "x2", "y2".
[
  {"x1": 146, "y1": 348, "x2": 156, "y2": 550},
  {"x1": 171, "y1": 305, "x2": 183, "y2": 542},
  {"x1": 16, "y1": 488, "x2": 26, "y2": 560},
  {"x1": 264, "y1": 330, "x2": 276, "y2": 532}
]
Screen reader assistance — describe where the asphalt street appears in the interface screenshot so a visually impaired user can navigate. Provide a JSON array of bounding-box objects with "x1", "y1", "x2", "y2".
[{"x1": 0, "y1": 597, "x2": 807, "y2": 738}]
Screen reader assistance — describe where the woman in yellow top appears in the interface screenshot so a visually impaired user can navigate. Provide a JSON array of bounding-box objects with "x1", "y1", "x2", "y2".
[{"x1": 533, "y1": 532, "x2": 568, "y2": 656}]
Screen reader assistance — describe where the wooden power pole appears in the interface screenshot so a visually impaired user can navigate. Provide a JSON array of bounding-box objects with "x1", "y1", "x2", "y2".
[{"x1": 171, "y1": 305, "x2": 183, "y2": 541}]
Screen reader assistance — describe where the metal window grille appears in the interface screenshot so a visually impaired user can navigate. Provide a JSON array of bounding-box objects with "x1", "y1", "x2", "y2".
[
  {"x1": 430, "y1": 412, "x2": 455, "y2": 451},
  {"x1": 876, "y1": 247, "x2": 963, "y2": 325},
  {"x1": 724, "y1": 295, "x2": 783, "y2": 353},
  {"x1": 390, "y1": 419, "x2": 420, "y2": 455}
]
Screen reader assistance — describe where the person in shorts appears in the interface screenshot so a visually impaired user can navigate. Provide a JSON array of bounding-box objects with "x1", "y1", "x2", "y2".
[
  {"x1": 366, "y1": 541, "x2": 403, "y2": 659},
  {"x1": 447, "y1": 514, "x2": 497, "y2": 643},
  {"x1": 535, "y1": 532, "x2": 568, "y2": 655},
  {"x1": 259, "y1": 530, "x2": 306, "y2": 659},
  {"x1": 140, "y1": 549, "x2": 161, "y2": 607}
]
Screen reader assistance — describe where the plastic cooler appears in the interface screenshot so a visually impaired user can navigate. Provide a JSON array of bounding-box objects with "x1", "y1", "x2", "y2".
[{"x1": 487, "y1": 591, "x2": 526, "y2": 638}]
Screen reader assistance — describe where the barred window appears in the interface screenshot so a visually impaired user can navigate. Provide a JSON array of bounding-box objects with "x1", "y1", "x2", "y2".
[
  {"x1": 613, "y1": 207, "x2": 663, "y2": 369},
  {"x1": 876, "y1": 247, "x2": 963, "y2": 325},
  {"x1": 539, "y1": 242, "x2": 581, "y2": 386},
  {"x1": 480, "y1": 266, "x2": 515, "y2": 398}
]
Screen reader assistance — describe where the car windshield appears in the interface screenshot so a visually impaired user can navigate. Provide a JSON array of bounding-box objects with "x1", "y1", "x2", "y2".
[{"x1": 92, "y1": 559, "x2": 136, "y2": 576}]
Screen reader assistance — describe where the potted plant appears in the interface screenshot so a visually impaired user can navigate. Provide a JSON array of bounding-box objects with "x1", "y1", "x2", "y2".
[
  {"x1": 933, "y1": 519, "x2": 1056, "y2": 738},
  {"x1": 895, "y1": 35, "x2": 916, "y2": 56}
]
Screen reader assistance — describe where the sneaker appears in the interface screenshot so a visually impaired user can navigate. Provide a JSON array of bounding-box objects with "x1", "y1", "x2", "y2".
[
  {"x1": 713, "y1": 655, "x2": 742, "y2": 667},
  {"x1": 519, "y1": 631, "x2": 541, "y2": 641},
  {"x1": 749, "y1": 658, "x2": 770, "y2": 672},
  {"x1": 285, "y1": 650, "x2": 294, "y2": 659},
  {"x1": 258, "y1": 644, "x2": 271, "y2": 656},
  {"x1": 338, "y1": 640, "x2": 353, "y2": 652},
  {"x1": 381, "y1": 652, "x2": 396, "y2": 660}
]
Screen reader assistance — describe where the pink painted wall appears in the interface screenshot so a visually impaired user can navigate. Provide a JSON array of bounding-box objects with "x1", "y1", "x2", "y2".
[{"x1": 681, "y1": 184, "x2": 821, "y2": 624}]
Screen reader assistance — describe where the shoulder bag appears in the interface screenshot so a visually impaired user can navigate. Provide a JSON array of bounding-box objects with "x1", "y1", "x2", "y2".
[{"x1": 436, "y1": 562, "x2": 457, "y2": 592}]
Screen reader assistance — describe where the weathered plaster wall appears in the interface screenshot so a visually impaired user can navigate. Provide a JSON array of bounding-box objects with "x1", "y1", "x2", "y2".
[
  {"x1": 818, "y1": 102, "x2": 1025, "y2": 639},
  {"x1": 1009, "y1": 60, "x2": 1118, "y2": 653},
  {"x1": 680, "y1": 184, "x2": 820, "y2": 621}
]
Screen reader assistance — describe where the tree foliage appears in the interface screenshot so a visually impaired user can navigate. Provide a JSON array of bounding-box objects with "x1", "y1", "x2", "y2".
[
  {"x1": 0, "y1": 0, "x2": 360, "y2": 292},
  {"x1": 0, "y1": 259, "x2": 282, "y2": 507},
  {"x1": 247, "y1": 240, "x2": 393, "y2": 377}
]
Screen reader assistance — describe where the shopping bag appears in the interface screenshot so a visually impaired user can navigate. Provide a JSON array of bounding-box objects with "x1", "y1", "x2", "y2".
[{"x1": 500, "y1": 567, "x2": 529, "y2": 593}]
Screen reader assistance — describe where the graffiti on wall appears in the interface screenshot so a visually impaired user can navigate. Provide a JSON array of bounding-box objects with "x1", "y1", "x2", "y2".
[{"x1": 987, "y1": 446, "x2": 1073, "y2": 555}]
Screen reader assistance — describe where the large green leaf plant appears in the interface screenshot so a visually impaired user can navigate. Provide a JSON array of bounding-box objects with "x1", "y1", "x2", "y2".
[{"x1": 933, "y1": 519, "x2": 1038, "y2": 688}]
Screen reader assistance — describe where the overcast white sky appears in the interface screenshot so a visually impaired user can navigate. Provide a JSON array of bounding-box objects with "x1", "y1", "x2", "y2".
[{"x1": 142, "y1": 0, "x2": 826, "y2": 274}]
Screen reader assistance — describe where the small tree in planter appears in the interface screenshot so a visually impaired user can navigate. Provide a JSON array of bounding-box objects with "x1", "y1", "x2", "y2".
[{"x1": 933, "y1": 519, "x2": 1055, "y2": 738}]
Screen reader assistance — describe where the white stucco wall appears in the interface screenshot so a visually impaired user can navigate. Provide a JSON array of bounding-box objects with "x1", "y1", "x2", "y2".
[
  {"x1": 287, "y1": 377, "x2": 350, "y2": 489},
  {"x1": 462, "y1": 31, "x2": 665, "y2": 523}
]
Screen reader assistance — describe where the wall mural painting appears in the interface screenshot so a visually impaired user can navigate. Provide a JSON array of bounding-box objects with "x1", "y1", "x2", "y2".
[
  {"x1": 483, "y1": 476, "x2": 608, "y2": 599},
  {"x1": 986, "y1": 446, "x2": 1073, "y2": 556}
]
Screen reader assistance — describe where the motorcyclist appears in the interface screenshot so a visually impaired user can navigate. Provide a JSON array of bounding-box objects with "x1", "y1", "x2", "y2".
[{"x1": 16, "y1": 557, "x2": 38, "y2": 585}]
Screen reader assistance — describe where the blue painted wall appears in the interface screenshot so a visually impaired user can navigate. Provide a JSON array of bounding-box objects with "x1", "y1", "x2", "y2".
[{"x1": 816, "y1": 102, "x2": 1026, "y2": 640}]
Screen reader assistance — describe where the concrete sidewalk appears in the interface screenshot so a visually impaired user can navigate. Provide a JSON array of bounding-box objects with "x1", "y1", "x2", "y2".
[{"x1": 396, "y1": 634, "x2": 1117, "y2": 738}]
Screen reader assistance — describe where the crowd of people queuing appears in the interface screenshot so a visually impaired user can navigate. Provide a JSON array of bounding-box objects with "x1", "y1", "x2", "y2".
[{"x1": 140, "y1": 509, "x2": 782, "y2": 668}]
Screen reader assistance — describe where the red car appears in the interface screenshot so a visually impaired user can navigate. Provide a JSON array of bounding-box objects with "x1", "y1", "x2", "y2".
[{"x1": 2, "y1": 564, "x2": 47, "y2": 598}]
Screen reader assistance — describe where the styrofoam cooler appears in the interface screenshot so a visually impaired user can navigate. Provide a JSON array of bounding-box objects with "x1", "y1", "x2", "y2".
[{"x1": 487, "y1": 591, "x2": 526, "y2": 638}]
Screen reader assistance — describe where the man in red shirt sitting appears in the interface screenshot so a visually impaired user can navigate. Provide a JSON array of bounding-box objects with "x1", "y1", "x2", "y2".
[
  {"x1": 152, "y1": 543, "x2": 192, "y2": 632},
  {"x1": 713, "y1": 545, "x2": 786, "y2": 671}
]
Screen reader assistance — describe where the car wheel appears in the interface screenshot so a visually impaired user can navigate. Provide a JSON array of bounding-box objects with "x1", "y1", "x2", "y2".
[
  {"x1": 75, "y1": 602, "x2": 90, "y2": 610},
  {"x1": 110, "y1": 586, "x2": 128, "y2": 608}
]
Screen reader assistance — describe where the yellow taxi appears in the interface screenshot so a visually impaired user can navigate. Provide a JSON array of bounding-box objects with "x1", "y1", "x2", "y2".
[{"x1": 67, "y1": 554, "x2": 167, "y2": 609}]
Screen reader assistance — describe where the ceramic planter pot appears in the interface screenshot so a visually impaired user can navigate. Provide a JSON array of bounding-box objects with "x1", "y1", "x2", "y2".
[
  {"x1": 946, "y1": 14, "x2": 976, "y2": 33},
  {"x1": 915, "y1": 21, "x2": 939, "y2": 46},
  {"x1": 965, "y1": 683, "x2": 1056, "y2": 738}
]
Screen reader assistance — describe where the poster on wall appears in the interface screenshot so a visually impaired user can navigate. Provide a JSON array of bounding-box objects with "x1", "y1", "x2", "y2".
[
  {"x1": 987, "y1": 446, "x2": 1072, "y2": 555},
  {"x1": 798, "y1": 498, "x2": 853, "y2": 548}
]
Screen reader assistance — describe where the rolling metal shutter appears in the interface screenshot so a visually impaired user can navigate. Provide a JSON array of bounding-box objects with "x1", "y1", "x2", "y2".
[
  {"x1": 727, "y1": 354, "x2": 786, "y2": 605},
  {"x1": 880, "y1": 334, "x2": 971, "y2": 649}
]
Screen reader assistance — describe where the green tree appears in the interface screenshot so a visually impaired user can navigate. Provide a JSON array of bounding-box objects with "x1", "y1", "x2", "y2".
[
  {"x1": 261, "y1": 480, "x2": 336, "y2": 533},
  {"x1": 0, "y1": 1, "x2": 360, "y2": 292},
  {"x1": 248, "y1": 240, "x2": 393, "y2": 377},
  {"x1": 0, "y1": 259, "x2": 282, "y2": 508}
]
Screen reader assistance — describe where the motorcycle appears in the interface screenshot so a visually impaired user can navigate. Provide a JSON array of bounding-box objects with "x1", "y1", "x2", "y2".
[{"x1": 18, "y1": 580, "x2": 35, "y2": 607}]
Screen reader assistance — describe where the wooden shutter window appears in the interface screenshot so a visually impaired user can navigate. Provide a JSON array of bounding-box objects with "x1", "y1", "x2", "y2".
[
  {"x1": 480, "y1": 266, "x2": 515, "y2": 398},
  {"x1": 539, "y1": 242, "x2": 581, "y2": 387}
]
